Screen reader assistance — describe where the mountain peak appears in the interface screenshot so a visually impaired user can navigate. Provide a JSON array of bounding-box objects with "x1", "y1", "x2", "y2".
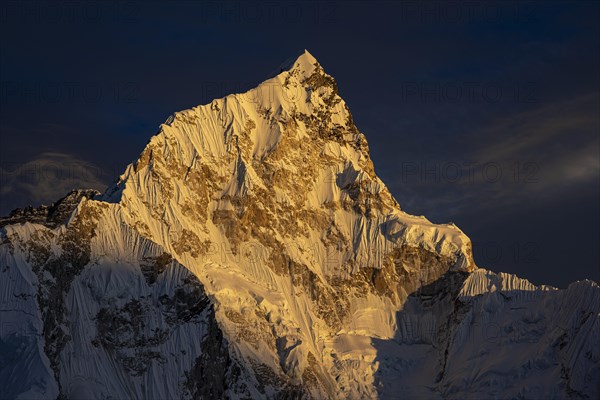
[
  {"x1": 2, "y1": 51, "x2": 599, "y2": 400},
  {"x1": 279, "y1": 49, "x2": 319, "y2": 73}
]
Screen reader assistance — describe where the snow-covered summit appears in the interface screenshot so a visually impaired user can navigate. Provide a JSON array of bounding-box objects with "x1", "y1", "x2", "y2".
[{"x1": 277, "y1": 49, "x2": 318, "y2": 74}]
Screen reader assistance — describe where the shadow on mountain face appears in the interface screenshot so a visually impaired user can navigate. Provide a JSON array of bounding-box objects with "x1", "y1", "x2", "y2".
[{"x1": 372, "y1": 271, "x2": 600, "y2": 400}]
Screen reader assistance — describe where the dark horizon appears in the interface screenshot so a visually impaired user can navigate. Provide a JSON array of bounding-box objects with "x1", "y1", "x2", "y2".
[{"x1": 1, "y1": 0, "x2": 598, "y2": 288}]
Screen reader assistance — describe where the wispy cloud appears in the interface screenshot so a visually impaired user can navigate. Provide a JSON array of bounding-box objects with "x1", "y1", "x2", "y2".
[
  {"x1": 390, "y1": 93, "x2": 599, "y2": 226},
  {"x1": 0, "y1": 152, "x2": 109, "y2": 213},
  {"x1": 473, "y1": 93, "x2": 599, "y2": 193}
]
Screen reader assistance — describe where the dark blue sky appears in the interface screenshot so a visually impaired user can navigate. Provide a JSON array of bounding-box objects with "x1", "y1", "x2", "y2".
[{"x1": 1, "y1": 1, "x2": 598, "y2": 287}]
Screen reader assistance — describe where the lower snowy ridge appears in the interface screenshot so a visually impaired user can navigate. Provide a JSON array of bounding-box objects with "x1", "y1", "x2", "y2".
[
  {"x1": 1, "y1": 198, "x2": 598, "y2": 399},
  {"x1": 375, "y1": 270, "x2": 599, "y2": 400}
]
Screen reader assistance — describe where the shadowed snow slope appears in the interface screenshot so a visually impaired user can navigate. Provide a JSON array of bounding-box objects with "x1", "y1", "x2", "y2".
[{"x1": 1, "y1": 50, "x2": 598, "y2": 399}]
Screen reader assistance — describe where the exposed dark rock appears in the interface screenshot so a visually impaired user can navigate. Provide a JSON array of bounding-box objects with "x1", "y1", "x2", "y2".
[
  {"x1": 184, "y1": 312, "x2": 239, "y2": 399},
  {"x1": 159, "y1": 274, "x2": 210, "y2": 325},
  {"x1": 139, "y1": 252, "x2": 172, "y2": 285},
  {"x1": 92, "y1": 271, "x2": 211, "y2": 376},
  {"x1": 93, "y1": 299, "x2": 169, "y2": 376}
]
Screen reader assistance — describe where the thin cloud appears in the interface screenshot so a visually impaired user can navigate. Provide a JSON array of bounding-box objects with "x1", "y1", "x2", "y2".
[
  {"x1": 390, "y1": 93, "x2": 599, "y2": 226},
  {"x1": 474, "y1": 93, "x2": 599, "y2": 193},
  {"x1": 0, "y1": 152, "x2": 109, "y2": 213}
]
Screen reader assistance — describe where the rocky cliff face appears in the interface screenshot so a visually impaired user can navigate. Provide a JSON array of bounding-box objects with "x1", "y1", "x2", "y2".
[{"x1": 1, "y1": 51, "x2": 598, "y2": 399}]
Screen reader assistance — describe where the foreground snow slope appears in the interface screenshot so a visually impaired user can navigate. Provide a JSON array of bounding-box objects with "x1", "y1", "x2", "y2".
[{"x1": 1, "y1": 51, "x2": 598, "y2": 399}]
